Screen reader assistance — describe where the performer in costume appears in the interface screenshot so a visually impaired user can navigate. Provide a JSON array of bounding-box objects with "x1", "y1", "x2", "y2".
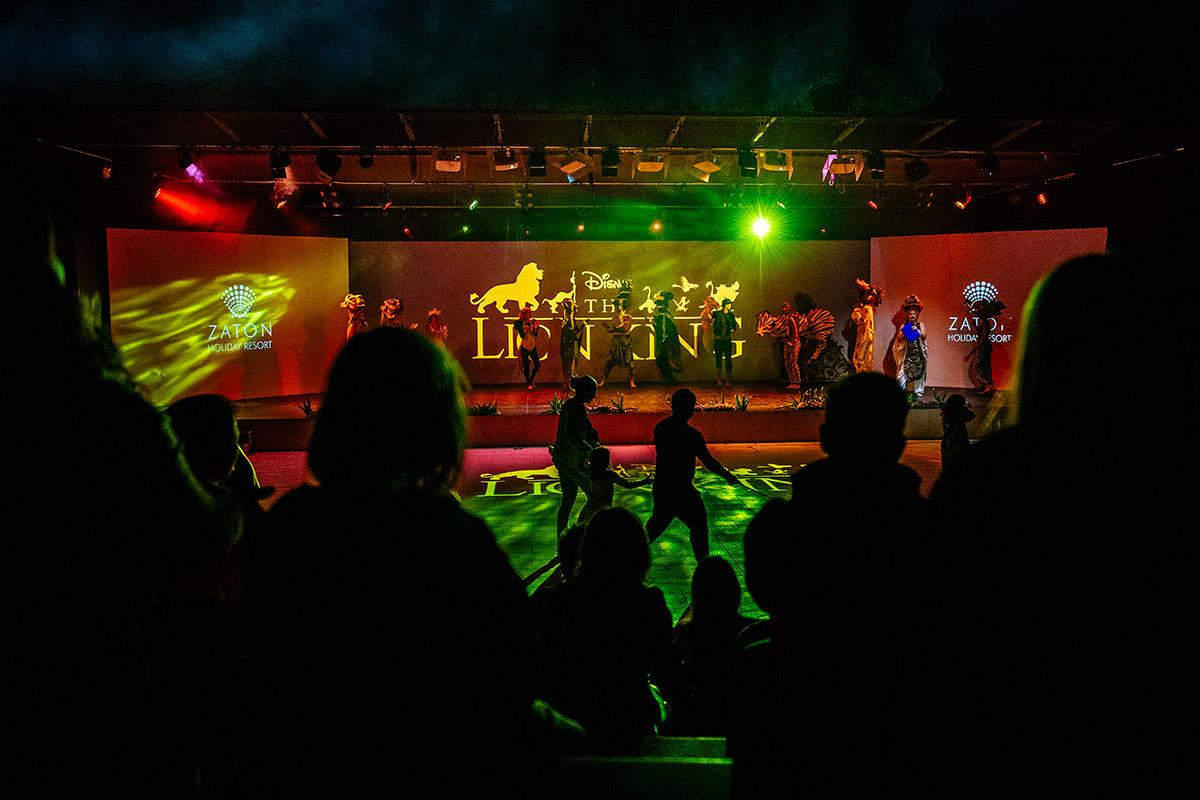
[
  {"x1": 965, "y1": 297, "x2": 1005, "y2": 393},
  {"x1": 653, "y1": 291, "x2": 681, "y2": 383},
  {"x1": 340, "y1": 294, "x2": 367, "y2": 342},
  {"x1": 699, "y1": 295, "x2": 718, "y2": 360},
  {"x1": 424, "y1": 308, "x2": 448, "y2": 342},
  {"x1": 851, "y1": 279, "x2": 884, "y2": 373},
  {"x1": 601, "y1": 282, "x2": 636, "y2": 388},
  {"x1": 380, "y1": 298, "x2": 405, "y2": 328},
  {"x1": 712, "y1": 298, "x2": 737, "y2": 386},
  {"x1": 892, "y1": 294, "x2": 928, "y2": 396},
  {"x1": 559, "y1": 299, "x2": 586, "y2": 388},
  {"x1": 795, "y1": 293, "x2": 850, "y2": 384},
  {"x1": 515, "y1": 303, "x2": 542, "y2": 389},
  {"x1": 757, "y1": 301, "x2": 804, "y2": 389}
]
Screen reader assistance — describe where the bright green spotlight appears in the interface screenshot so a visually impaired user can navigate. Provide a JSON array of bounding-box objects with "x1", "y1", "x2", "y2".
[{"x1": 752, "y1": 216, "x2": 771, "y2": 238}]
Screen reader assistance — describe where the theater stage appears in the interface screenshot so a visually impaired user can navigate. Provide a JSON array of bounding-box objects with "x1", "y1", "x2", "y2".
[{"x1": 233, "y1": 380, "x2": 1011, "y2": 452}]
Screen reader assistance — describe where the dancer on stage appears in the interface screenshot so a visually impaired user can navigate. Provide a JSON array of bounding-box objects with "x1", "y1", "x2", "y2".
[
  {"x1": 653, "y1": 290, "x2": 682, "y2": 383},
  {"x1": 515, "y1": 302, "x2": 542, "y2": 390},
  {"x1": 712, "y1": 297, "x2": 737, "y2": 386},
  {"x1": 892, "y1": 294, "x2": 927, "y2": 396},
  {"x1": 757, "y1": 300, "x2": 803, "y2": 389},
  {"x1": 423, "y1": 308, "x2": 448, "y2": 342},
  {"x1": 965, "y1": 297, "x2": 1005, "y2": 393},
  {"x1": 380, "y1": 298, "x2": 405, "y2": 328},
  {"x1": 559, "y1": 298, "x2": 586, "y2": 388},
  {"x1": 851, "y1": 279, "x2": 884, "y2": 373},
  {"x1": 600, "y1": 282, "x2": 636, "y2": 388},
  {"x1": 646, "y1": 388, "x2": 739, "y2": 563},
  {"x1": 340, "y1": 294, "x2": 367, "y2": 342}
]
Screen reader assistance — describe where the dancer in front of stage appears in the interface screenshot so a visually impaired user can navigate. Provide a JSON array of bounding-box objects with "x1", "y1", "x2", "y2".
[
  {"x1": 892, "y1": 294, "x2": 927, "y2": 396},
  {"x1": 653, "y1": 290, "x2": 682, "y2": 383},
  {"x1": 712, "y1": 297, "x2": 738, "y2": 386},
  {"x1": 600, "y1": 282, "x2": 636, "y2": 388},
  {"x1": 646, "y1": 388, "x2": 739, "y2": 562},
  {"x1": 340, "y1": 293, "x2": 367, "y2": 342},
  {"x1": 559, "y1": 298, "x2": 586, "y2": 388},
  {"x1": 965, "y1": 296, "x2": 1005, "y2": 393},
  {"x1": 515, "y1": 302, "x2": 541, "y2": 389},
  {"x1": 552, "y1": 375, "x2": 600, "y2": 533},
  {"x1": 424, "y1": 308, "x2": 448, "y2": 342},
  {"x1": 380, "y1": 297, "x2": 405, "y2": 328},
  {"x1": 576, "y1": 446, "x2": 650, "y2": 526},
  {"x1": 851, "y1": 279, "x2": 884, "y2": 373}
]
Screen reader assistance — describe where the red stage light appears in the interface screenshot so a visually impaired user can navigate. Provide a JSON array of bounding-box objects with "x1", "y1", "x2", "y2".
[{"x1": 1037, "y1": 192, "x2": 1048, "y2": 205}]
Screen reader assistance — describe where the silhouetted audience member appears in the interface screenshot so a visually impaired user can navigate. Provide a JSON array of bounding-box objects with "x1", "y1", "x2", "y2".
[
  {"x1": 646, "y1": 388, "x2": 739, "y2": 561},
  {"x1": 667, "y1": 555, "x2": 757, "y2": 736},
  {"x1": 577, "y1": 445, "x2": 650, "y2": 525},
  {"x1": 9, "y1": 198, "x2": 242, "y2": 796},
  {"x1": 553, "y1": 375, "x2": 600, "y2": 532},
  {"x1": 244, "y1": 327, "x2": 580, "y2": 795},
  {"x1": 739, "y1": 372, "x2": 930, "y2": 792},
  {"x1": 928, "y1": 254, "x2": 1198, "y2": 792},
  {"x1": 938, "y1": 392, "x2": 974, "y2": 473},
  {"x1": 536, "y1": 507, "x2": 693, "y2": 755}
]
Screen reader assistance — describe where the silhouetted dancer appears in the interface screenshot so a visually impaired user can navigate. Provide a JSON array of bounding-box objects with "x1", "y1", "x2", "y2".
[
  {"x1": 552, "y1": 375, "x2": 600, "y2": 532},
  {"x1": 646, "y1": 388, "x2": 738, "y2": 561}
]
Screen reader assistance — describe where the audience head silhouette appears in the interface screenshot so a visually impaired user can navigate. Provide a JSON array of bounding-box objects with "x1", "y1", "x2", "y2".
[
  {"x1": 819, "y1": 372, "x2": 909, "y2": 461},
  {"x1": 308, "y1": 326, "x2": 468, "y2": 494},
  {"x1": 570, "y1": 374, "x2": 598, "y2": 402},
  {"x1": 578, "y1": 507, "x2": 651, "y2": 586},
  {"x1": 670, "y1": 387, "x2": 697, "y2": 419},
  {"x1": 166, "y1": 394, "x2": 240, "y2": 483},
  {"x1": 691, "y1": 555, "x2": 742, "y2": 620}
]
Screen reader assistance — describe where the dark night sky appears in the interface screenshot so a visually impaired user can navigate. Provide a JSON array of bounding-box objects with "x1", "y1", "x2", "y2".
[{"x1": 0, "y1": 0, "x2": 1187, "y2": 117}]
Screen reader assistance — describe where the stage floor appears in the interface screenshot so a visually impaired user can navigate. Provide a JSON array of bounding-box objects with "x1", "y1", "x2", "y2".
[{"x1": 248, "y1": 440, "x2": 946, "y2": 623}]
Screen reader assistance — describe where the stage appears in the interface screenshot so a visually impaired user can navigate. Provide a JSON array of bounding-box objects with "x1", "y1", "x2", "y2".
[{"x1": 233, "y1": 381, "x2": 1012, "y2": 452}]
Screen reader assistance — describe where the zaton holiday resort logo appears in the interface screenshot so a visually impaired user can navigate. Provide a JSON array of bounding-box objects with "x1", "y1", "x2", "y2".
[
  {"x1": 208, "y1": 283, "x2": 275, "y2": 352},
  {"x1": 947, "y1": 280, "x2": 1011, "y2": 343}
]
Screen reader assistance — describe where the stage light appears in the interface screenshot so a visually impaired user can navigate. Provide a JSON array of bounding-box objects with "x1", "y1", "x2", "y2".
[
  {"x1": 904, "y1": 158, "x2": 931, "y2": 183},
  {"x1": 468, "y1": 198, "x2": 479, "y2": 210},
  {"x1": 762, "y1": 150, "x2": 789, "y2": 171},
  {"x1": 954, "y1": 188, "x2": 972, "y2": 209},
  {"x1": 493, "y1": 148, "x2": 520, "y2": 171},
  {"x1": 529, "y1": 148, "x2": 546, "y2": 177},
  {"x1": 691, "y1": 151, "x2": 720, "y2": 182},
  {"x1": 822, "y1": 151, "x2": 862, "y2": 184},
  {"x1": 977, "y1": 150, "x2": 999, "y2": 176},
  {"x1": 561, "y1": 150, "x2": 593, "y2": 181},
  {"x1": 738, "y1": 148, "x2": 758, "y2": 178},
  {"x1": 751, "y1": 216, "x2": 771, "y2": 238},
  {"x1": 650, "y1": 219, "x2": 663, "y2": 233},
  {"x1": 866, "y1": 149, "x2": 885, "y2": 180},
  {"x1": 637, "y1": 151, "x2": 666, "y2": 173},
  {"x1": 320, "y1": 188, "x2": 341, "y2": 214},
  {"x1": 177, "y1": 146, "x2": 203, "y2": 183},
  {"x1": 359, "y1": 146, "x2": 375, "y2": 169},
  {"x1": 513, "y1": 188, "x2": 534, "y2": 209},
  {"x1": 270, "y1": 146, "x2": 291, "y2": 180},
  {"x1": 316, "y1": 150, "x2": 342, "y2": 183},
  {"x1": 1037, "y1": 190, "x2": 1048, "y2": 205},
  {"x1": 868, "y1": 198, "x2": 880, "y2": 210},
  {"x1": 434, "y1": 150, "x2": 462, "y2": 172},
  {"x1": 602, "y1": 146, "x2": 621, "y2": 177}
]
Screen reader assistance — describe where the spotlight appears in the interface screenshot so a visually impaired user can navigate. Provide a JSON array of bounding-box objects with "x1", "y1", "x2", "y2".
[
  {"x1": 177, "y1": 146, "x2": 203, "y2": 183},
  {"x1": 738, "y1": 148, "x2": 758, "y2": 178},
  {"x1": 751, "y1": 216, "x2": 771, "y2": 238},
  {"x1": 493, "y1": 148, "x2": 520, "y2": 171},
  {"x1": 359, "y1": 146, "x2": 375, "y2": 169},
  {"x1": 601, "y1": 146, "x2": 621, "y2": 177},
  {"x1": 316, "y1": 150, "x2": 342, "y2": 183},
  {"x1": 954, "y1": 188, "x2": 972, "y2": 210},
  {"x1": 866, "y1": 149, "x2": 885, "y2": 180},
  {"x1": 636, "y1": 151, "x2": 666, "y2": 173},
  {"x1": 560, "y1": 150, "x2": 591, "y2": 177},
  {"x1": 528, "y1": 148, "x2": 546, "y2": 177},
  {"x1": 904, "y1": 158, "x2": 931, "y2": 183},
  {"x1": 1037, "y1": 190, "x2": 1048, "y2": 205},
  {"x1": 822, "y1": 151, "x2": 862, "y2": 184},
  {"x1": 691, "y1": 151, "x2": 720, "y2": 182},
  {"x1": 977, "y1": 150, "x2": 999, "y2": 176},
  {"x1": 513, "y1": 187, "x2": 534, "y2": 210},
  {"x1": 434, "y1": 150, "x2": 462, "y2": 172},
  {"x1": 762, "y1": 150, "x2": 789, "y2": 171},
  {"x1": 270, "y1": 146, "x2": 291, "y2": 179},
  {"x1": 320, "y1": 187, "x2": 341, "y2": 214}
]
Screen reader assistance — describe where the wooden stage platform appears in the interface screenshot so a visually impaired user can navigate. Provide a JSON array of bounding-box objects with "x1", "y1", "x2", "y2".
[{"x1": 233, "y1": 381, "x2": 1012, "y2": 452}]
